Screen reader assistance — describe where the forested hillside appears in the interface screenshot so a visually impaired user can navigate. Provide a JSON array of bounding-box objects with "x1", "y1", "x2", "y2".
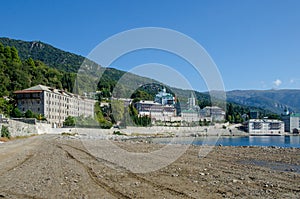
[
  {"x1": 0, "y1": 42, "x2": 76, "y2": 97},
  {"x1": 0, "y1": 37, "x2": 93, "y2": 72}
]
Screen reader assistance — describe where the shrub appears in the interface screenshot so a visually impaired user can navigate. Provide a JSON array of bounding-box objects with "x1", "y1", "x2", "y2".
[
  {"x1": 25, "y1": 110, "x2": 35, "y2": 118},
  {"x1": 1, "y1": 125, "x2": 10, "y2": 139},
  {"x1": 63, "y1": 116, "x2": 76, "y2": 127},
  {"x1": 113, "y1": 131, "x2": 126, "y2": 136}
]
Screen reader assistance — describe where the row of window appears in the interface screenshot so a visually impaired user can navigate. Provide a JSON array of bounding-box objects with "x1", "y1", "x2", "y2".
[
  {"x1": 46, "y1": 92, "x2": 70, "y2": 102},
  {"x1": 21, "y1": 100, "x2": 41, "y2": 105},
  {"x1": 22, "y1": 108, "x2": 40, "y2": 112}
]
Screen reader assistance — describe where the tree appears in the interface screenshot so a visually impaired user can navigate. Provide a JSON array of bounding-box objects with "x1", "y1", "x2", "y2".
[
  {"x1": 0, "y1": 98, "x2": 13, "y2": 116},
  {"x1": 63, "y1": 116, "x2": 76, "y2": 127},
  {"x1": 11, "y1": 107, "x2": 23, "y2": 118},
  {"x1": 111, "y1": 100, "x2": 125, "y2": 122},
  {"x1": 10, "y1": 47, "x2": 21, "y2": 63},
  {"x1": 25, "y1": 110, "x2": 35, "y2": 118}
]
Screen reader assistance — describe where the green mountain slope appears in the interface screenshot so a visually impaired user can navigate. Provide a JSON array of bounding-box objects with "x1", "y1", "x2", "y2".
[
  {"x1": 0, "y1": 42, "x2": 75, "y2": 97},
  {"x1": 0, "y1": 37, "x2": 87, "y2": 72}
]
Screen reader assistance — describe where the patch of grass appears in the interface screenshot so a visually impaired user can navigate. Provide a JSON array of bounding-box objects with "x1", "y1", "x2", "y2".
[
  {"x1": 113, "y1": 131, "x2": 126, "y2": 136},
  {"x1": 0, "y1": 133, "x2": 38, "y2": 142},
  {"x1": 15, "y1": 134, "x2": 38, "y2": 139},
  {"x1": 61, "y1": 132, "x2": 78, "y2": 136}
]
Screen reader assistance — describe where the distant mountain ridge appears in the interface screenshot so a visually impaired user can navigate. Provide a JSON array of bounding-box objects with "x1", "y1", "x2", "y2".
[{"x1": 226, "y1": 89, "x2": 300, "y2": 114}]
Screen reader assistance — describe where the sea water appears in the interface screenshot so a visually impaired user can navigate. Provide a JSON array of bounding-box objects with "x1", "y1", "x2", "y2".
[{"x1": 152, "y1": 135, "x2": 300, "y2": 148}]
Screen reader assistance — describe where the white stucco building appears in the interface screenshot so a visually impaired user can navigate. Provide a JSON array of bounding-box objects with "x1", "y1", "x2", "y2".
[{"x1": 247, "y1": 119, "x2": 284, "y2": 135}]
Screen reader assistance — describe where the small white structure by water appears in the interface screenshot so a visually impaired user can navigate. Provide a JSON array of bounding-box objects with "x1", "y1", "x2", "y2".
[{"x1": 247, "y1": 119, "x2": 284, "y2": 135}]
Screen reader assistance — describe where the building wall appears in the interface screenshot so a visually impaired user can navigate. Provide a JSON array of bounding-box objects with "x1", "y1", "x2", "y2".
[
  {"x1": 15, "y1": 88, "x2": 95, "y2": 127},
  {"x1": 200, "y1": 106, "x2": 225, "y2": 122},
  {"x1": 290, "y1": 116, "x2": 300, "y2": 132},
  {"x1": 282, "y1": 115, "x2": 300, "y2": 132},
  {"x1": 282, "y1": 116, "x2": 291, "y2": 132},
  {"x1": 135, "y1": 101, "x2": 176, "y2": 121},
  {"x1": 181, "y1": 112, "x2": 200, "y2": 122},
  {"x1": 16, "y1": 92, "x2": 44, "y2": 115}
]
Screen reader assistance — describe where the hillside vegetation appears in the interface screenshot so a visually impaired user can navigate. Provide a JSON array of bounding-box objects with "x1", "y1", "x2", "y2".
[
  {"x1": 0, "y1": 42, "x2": 75, "y2": 97},
  {"x1": 0, "y1": 37, "x2": 86, "y2": 72}
]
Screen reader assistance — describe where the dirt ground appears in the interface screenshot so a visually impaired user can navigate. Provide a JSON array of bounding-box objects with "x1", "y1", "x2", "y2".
[{"x1": 0, "y1": 134, "x2": 299, "y2": 199}]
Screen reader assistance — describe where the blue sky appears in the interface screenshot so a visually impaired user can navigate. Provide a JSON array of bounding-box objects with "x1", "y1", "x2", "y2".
[{"x1": 1, "y1": 0, "x2": 300, "y2": 91}]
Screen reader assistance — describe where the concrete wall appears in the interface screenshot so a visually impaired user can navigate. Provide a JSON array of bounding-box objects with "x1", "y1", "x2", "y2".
[
  {"x1": 1, "y1": 120, "x2": 38, "y2": 137},
  {"x1": 0, "y1": 120, "x2": 68, "y2": 137}
]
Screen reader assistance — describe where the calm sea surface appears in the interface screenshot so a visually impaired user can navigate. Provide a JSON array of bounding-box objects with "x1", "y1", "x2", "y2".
[{"x1": 152, "y1": 135, "x2": 300, "y2": 148}]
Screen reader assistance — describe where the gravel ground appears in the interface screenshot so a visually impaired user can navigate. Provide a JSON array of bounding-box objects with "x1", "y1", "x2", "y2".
[{"x1": 0, "y1": 134, "x2": 299, "y2": 198}]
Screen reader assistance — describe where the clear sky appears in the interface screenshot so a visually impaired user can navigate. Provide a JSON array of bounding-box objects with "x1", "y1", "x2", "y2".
[{"x1": 1, "y1": 0, "x2": 300, "y2": 91}]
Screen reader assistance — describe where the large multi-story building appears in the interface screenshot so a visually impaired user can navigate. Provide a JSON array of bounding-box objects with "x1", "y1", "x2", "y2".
[
  {"x1": 247, "y1": 119, "x2": 284, "y2": 135},
  {"x1": 200, "y1": 106, "x2": 226, "y2": 122},
  {"x1": 181, "y1": 109, "x2": 199, "y2": 122},
  {"x1": 282, "y1": 113, "x2": 300, "y2": 133},
  {"x1": 135, "y1": 100, "x2": 176, "y2": 121},
  {"x1": 14, "y1": 85, "x2": 95, "y2": 127}
]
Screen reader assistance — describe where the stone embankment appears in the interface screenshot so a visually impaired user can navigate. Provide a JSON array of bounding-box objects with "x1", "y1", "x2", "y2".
[{"x1": 0, "y1": 119, "x2": 71, "y2": 138}]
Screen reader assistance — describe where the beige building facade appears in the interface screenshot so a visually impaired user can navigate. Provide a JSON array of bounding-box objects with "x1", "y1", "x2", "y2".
[{"x1": 14, "y1": 85, "x2": 95, "y2": 127}]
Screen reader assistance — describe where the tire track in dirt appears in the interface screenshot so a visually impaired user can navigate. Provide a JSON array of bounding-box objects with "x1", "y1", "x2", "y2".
[
  {"x1": 0, "y1": 153, "x2": 35, "y2": 176},
  {"x1": 59, "y1": 143, "x2": 195, "y2": 199},
  {"x1": 4, "y1": 154, "x2": 34, "y2": 173},
  {"x1": 0, "y1": 136, "x2": 45, "y2": 176},
  {"x1": 0, "y1": 190, "x2": 45, "y2": 199},
  {"x1": 56, "y1": 145, "x2": 130, "y2": 199}
]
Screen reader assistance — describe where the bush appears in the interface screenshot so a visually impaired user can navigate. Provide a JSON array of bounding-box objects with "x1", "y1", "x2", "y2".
[
  {"x1": 25, "y1": 110, "x2": 35, "y2": 118},
  {"x1": 63, "y1": 116, "x2": 76, "y2": 127},
  {"x1": 11, "y1": 107, "x2": 23, "y2": 118},
  {"x1": 1, "y1": 125, "x2": 10, "y2": 139},
  {"x1": 113, "y1": 131, "x2": 126, "y2": 136}
]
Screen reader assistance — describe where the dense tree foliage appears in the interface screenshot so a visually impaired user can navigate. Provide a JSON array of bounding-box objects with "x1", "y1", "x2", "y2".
[
  {"x1": 128, "y1": 104, "x2": 151, "y2": 126},
  {"x1": 93, "y1": 102, "x2": 113, "y2": 129},
  {"x1": 63, "y1": 116, "x2": 76, "y2": 127},
  {"x1": 0, "y1": 42, "x2": 76, "y2": 97}
]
